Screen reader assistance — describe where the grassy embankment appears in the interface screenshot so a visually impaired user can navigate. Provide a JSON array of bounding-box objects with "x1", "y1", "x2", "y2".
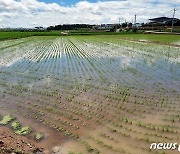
[
  {"x1": 106, "y1": 34, "x2": 180, "y2": 44},
  {"x1": 0, "y1": 31, "x2": 179, "y2": 45}
]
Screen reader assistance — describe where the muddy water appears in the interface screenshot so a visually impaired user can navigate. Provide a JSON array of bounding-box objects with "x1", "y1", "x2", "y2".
[{"x1": 0, "y1": 36, "x2": 180, "y2": 154}]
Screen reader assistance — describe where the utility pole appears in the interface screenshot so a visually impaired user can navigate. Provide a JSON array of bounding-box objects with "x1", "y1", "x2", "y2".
[
  {"x1": 134, "y1": 14, "x2": 137, "y2": 27},
  {"x1": 171, "y1": 8, "x2": 177, "y2": 33}
]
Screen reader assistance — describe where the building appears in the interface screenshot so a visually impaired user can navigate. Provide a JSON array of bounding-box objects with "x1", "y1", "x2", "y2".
[
  {"x1": 95, "y1": 24, "x2": 116, "y2": 31},
  {"x1": 34, "y1": 26, "x2": 46, "y2": 31},
  {"x1": 132, "y1": 23, "x2": 142, "y2": 28},
  {"x1": 149, "y1": 17, "x2": 179, "y2": 24}
]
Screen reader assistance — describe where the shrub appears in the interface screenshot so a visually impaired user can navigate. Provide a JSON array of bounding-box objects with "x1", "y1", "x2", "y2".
[
  {"x1": 86, "y1": 145, "x2": 94, "y2": 152},
  {"x1": 11, "y1": 121, "x2": 21, "y2": 130},
  {"x1": 132, "y1": 27, "x2": 138, "y2": 33},
  {"x1": 35, "y1": 133, "x2": 44, "y2": 141},
  {"x1": 15, "y1": 126, "x2": 31, "y2": 135},
  {"x1": 0, "y1": 115, "x2": 15, "y2": 125}
]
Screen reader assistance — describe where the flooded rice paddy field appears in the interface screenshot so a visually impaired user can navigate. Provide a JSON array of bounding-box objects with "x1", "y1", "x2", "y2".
[{"x1": 0, "y1": 35, "x2": 180, "y2": 154}]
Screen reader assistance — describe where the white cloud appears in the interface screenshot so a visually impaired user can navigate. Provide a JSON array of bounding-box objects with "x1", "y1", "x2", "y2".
[{"x1": 0, "y1": 0, "x2": 179, "y2": 28}]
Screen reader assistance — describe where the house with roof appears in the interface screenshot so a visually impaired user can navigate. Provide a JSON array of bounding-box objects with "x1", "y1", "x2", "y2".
[{"x1": 149, "y1": 17, "x2": 179, "y2": 24}]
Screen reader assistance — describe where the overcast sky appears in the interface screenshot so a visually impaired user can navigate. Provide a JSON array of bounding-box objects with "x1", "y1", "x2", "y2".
[{"x1": 0, "y1": 0, "x2": 180, "y2": 28}]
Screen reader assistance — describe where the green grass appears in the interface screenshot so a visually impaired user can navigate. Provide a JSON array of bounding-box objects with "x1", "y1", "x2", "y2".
[
  {"x1": 68, "y1": 31, "x2": 136, "y2": 35},
  {"x1": 0, "y1": 31, "x2": 62, "y2": 41},
  {"x1": 0, "y1": 31, "x2": 179, "y2": 44},
  {"x1": 0, "y1": 31, "x2": 138, "y2": 41},
  {"x1": 105, "y1": 34, "x2": 180, "y2": 44}
]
